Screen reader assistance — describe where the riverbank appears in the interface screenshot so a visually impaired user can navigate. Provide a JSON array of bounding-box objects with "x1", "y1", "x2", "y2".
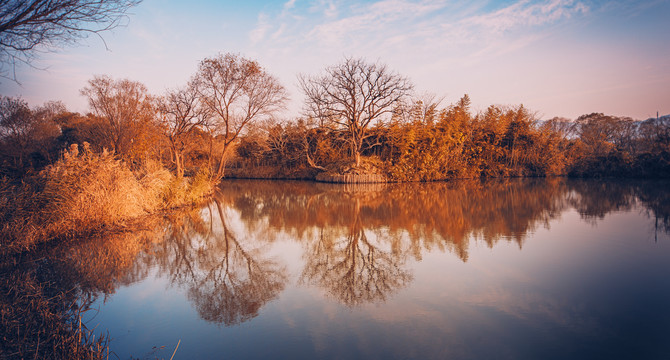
[
  {"x1": 0, "y1": 144, "x2": 216, "y2": 255},
  {"x1": 2, "y1": 143, "x2": 668, "y2": 258},
  {"x1": 224, "y1": 152, "x2": 670, "y2": 183},
  {"x1": 225, "y1": 159, "x2": 390, "y2": 183}
]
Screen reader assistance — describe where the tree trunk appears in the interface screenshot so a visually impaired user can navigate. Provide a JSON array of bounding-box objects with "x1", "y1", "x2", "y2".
[
  {"x1": 352, "y1": 138, "x2": 361, "y2": 167},
  {"x1": 176, "y1": 151, "x2": 184, "y2": 179},
  {"x1": 217, "y1": 144, "x2": 229, "y2": 179}
]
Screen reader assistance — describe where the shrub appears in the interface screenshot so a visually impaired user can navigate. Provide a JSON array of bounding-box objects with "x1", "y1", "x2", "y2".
[{"x1": 0, "y1": 143, "x2": 215, "y2": 254}]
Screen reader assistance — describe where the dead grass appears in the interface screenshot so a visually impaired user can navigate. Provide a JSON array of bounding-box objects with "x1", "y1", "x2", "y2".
[
  {"x1": 0, "y1": 143, "x2": 216, "y2": 254},
  {"x1": 0, "y1": 266, "x2": 110, "y2": 360},
  {"x1": 0, "y1": 144, "x2": 216, "y2": 358},
  {"x1": 161, "y1": 167, "x2": 215, "y2": 208}
]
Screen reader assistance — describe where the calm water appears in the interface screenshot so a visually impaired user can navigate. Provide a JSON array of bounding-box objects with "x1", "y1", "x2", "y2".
[{"x1": 35, "y1": 179, "x2": 670, "y2": 358}]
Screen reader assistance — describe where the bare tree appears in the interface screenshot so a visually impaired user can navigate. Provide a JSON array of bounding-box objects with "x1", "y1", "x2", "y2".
[
  {"x1": 392, "y1": 93, "x2": 443, "y2": 124},
  {"x1": 299, "y1": 57, "x2": 413, "y2": 167},
  {"x1": 194, "y1": 53, "x2": 288, "y2": 179},
  {"x1": 158, "y1": 82, "x2": 211, "y2": 178},
  {"x1": 545, "y1": 116, "x2": 577, "y2": 141},
  {"x1": 0, "y1": 97, "x2": 65, "y2": 169},
  {"x1": 80, "y1": 75, "x2": 156, "y2": 161},
  {"x1": 0, "y1": 0, "x2": 142, "y2": 80},
  {"x1": 0, "y1": 96, "x2": 32, "y2": 167}
]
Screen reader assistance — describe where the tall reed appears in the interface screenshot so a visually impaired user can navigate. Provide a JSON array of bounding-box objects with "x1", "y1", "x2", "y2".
[{"x1": 0, "y1": 143, "x2": 215, "y2": 254}]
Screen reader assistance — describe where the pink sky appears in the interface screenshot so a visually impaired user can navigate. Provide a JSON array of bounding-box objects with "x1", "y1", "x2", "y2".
[{"x1": 1, "y1": 0, "x2": 668, "y2": 120}]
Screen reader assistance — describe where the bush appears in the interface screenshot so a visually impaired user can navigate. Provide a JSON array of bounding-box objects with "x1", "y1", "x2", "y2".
[{"x1": 0, "y1": 144, "x2": 215, "y2": 254}]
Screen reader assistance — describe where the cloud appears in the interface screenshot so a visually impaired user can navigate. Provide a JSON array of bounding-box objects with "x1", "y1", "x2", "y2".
[
  {"x1": 239, "y1": 0, "x2": 605, "y2": 118},
  {"x1": 324, "y1": 1, "x2": 339, "y2": 18},
  {"x1": 249, "y1": 12, "x2": 271, "y2": 44},
  {"x1": 272, "y1": 23, "x2": 287, "y2": 40},
  {"x1": 307, "y1": 0, "x2": 446, "y2": 40},
  {"x1": 463, "y1": 0, "x2": 588, "y2": 33},
  {"x1": 307, "y1": 0, "x2": 339, "y2": 18},
  {"x1": 283, "y1": 0, "x2": 298, "y2": 11},
  {"x1": 250, "y1": 0, "x2": 589, "y2": 62}
]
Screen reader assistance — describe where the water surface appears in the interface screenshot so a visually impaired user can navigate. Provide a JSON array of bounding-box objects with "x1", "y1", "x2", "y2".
[{"x1": 29, "y1": 179, "x2": 670, "y2": 359}]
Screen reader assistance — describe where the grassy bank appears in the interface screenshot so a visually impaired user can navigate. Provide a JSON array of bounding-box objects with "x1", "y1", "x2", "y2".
[
  {"x1": 0, "y1": 264, "x2": 110, "y2": 359},
  {"x1": 0, "y1": 206, "x2": 171, "y2": 359},
  {"x1": 0, "y1": 143, "x2": 216, "y2": 255}
]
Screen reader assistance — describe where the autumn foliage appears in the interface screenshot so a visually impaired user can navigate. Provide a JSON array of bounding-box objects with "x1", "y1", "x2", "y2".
[{"x1": 230, "y1": 94, "x2": 669, "y2": 181}]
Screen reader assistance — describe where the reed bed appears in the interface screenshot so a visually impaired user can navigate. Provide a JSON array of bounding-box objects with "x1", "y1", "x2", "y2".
[
  {"x1": 0, "y1": 265, "x2": 110, "y2": 359},
  {"x1": 0, "y1": 143, "x2": 215, "y2": 255}
]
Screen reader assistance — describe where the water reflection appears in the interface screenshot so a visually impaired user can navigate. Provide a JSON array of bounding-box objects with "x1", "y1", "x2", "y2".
[
  {"x1": 2, "y1": 178, "x2": 669, "y2": 358},
  {"x1": 568, "y1": 180, "x2": 670, "y2": 234},
  {"x1": 218, "y1": 179, "x2": 570, "y2": 262},
  {"x1": 0, "y1": 223, "x2": 163, "y2": 358},
  {"x1": 567, "y1": 180, "x2": 638, "y2": 222},
  {"x1": 151, "y1": 201, "x2": 287, "y2": 326},
  {"x1": 300, "y1": 197, "x2": 412, "y2": 306}
]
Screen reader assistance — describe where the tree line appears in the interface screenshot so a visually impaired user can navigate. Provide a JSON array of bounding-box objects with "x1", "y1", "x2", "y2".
[{"x1": 1, "y1": 54, "x2": 669, "y2": 182}]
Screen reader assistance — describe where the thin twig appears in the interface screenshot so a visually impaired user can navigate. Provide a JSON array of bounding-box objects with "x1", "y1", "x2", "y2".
[{"x1": 169, "y1": 339, "x2": 181, "y2": 360}]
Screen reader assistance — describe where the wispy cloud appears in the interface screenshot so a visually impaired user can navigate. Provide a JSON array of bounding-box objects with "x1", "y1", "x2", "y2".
[
  {"x1": 306, "y1": 0, "x2": 447, "y2": 45},
  {"x1": 250, "y1": 13, "x2": 271, "y2": 44},
  {"x1": 463, "y1": 0, "x2": 588, "y2": 33},
  {"x1": 250, "y1": 0, "x2": 589, "y2": 63},
  {"x1": 283, "y1": 0, "x2": 298, "y2": 11},
  {"x1": 239, "y1": 0, "x2": 618, "y2": 118},
  {"x1": 309, "y1": 0, "x2": 339, "y2": 18}
]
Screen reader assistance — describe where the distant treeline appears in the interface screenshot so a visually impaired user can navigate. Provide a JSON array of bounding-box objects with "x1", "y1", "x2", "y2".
[{"x1": 1, "y1": 94, "x2": 669, "y2": 183}]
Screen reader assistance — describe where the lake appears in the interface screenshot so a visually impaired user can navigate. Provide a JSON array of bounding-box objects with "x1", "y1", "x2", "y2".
[{"x1": 6, "y1": 178, "x2": 670, "y2": 359}]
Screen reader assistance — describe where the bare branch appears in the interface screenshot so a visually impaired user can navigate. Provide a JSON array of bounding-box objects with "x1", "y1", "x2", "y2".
[
  {"x1": 157, "y1": 81, "x2": 212, "y2": 177},
  {"x1": 0, "y1": 0, "x2": 142, "y2": 81},
  {"x1": 194, "y1": 53, "x2": 288, "y2": 178},
  {"x1": 299, "y1": 57, "x2": 413, "y2": 167}
]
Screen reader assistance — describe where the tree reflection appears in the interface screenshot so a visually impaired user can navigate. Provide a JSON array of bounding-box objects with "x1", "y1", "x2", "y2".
[
  {"x1": 566, "y1": 180, "x2": 637, "y2": 222},
  {"x1": 635, "y1": 181, "x2": 670, "y2": 237},
  {"x1": 0, "y1": 196, "x2": 290, "y2": 359},
  {"x1": 210, "y1": 179, "x2": 573, "y2": 306},
  {"x1": 566, "y1": 179, "x2": 670, "y2": 236},
  {"x1": 218, "y1": 179, "x2": 570, "y2": 262},
  {"x1": 153, "y1": 198, "x2": 287, "y2": 326},
  {"x1": 301, "y1": 198, "x2": 412, "y2": 306}
]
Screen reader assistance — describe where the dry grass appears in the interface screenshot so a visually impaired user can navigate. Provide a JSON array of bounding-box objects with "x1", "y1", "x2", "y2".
[
  {"x1": 161, "y1": 167, "x2": 215, "y2": 208},
  {"x1": 0, "y1": 143, "x2": 216, "y2": 254},
  {"x1": 0, "y1": 208, "x2": 169, "y2": 359},
  {"x1": 0, "y1": 266, "x2": 110, "y2": 360},
  {"x1": 0, "y1": 144, "x2": 216, "y2": 358}
]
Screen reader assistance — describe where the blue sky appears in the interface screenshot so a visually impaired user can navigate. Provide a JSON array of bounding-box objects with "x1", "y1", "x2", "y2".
[{"x1": 1, "y1": 0, "x2": 668, "y2": 119}]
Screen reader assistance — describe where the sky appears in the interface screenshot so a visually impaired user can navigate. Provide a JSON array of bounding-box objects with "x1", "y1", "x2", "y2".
[{"x1": 1, "y1": 0, "x2": 669, "y2": 120}]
